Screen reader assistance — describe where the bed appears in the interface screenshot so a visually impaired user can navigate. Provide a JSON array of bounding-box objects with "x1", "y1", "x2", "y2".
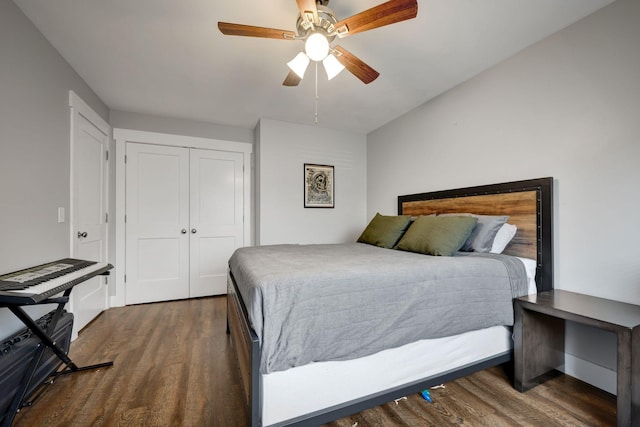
[{"x1": 226, "y1": 177, "x2": 554, "y2": 426}]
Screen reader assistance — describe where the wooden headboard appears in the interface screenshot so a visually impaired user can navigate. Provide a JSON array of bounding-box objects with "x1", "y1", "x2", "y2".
[{"x1": 398, "y1": 177, "x2": 553, "y2": 292}]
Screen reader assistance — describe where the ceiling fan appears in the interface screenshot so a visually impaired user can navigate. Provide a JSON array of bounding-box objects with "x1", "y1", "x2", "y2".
[{"x1": 218, "y1": 0, "x2": 418, "y2": 86}]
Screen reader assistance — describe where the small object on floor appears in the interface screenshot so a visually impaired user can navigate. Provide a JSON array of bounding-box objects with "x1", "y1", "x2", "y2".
[
  {"x1": 393, "y1": 396, "x2": 407, "y2": 405},
  {"x1": 431, "y1": 384, "x2": 446, "y2": 389},
  {"x1": 351, "y1": 423, "x2": 358, "y2": 427},
  {"x1": 420, "y1": 389, "x2": 432, "y2": 403}
]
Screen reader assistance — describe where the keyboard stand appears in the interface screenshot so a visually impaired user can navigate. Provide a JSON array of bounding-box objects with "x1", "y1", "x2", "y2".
[{"x1": 1, "y1": 275, "x2": 114, "y2": 427}]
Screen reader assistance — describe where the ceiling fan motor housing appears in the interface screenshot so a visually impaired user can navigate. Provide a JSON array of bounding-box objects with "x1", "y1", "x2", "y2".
[{"x1": 296, "y1": 4, "x2": 338, "y2": 44}]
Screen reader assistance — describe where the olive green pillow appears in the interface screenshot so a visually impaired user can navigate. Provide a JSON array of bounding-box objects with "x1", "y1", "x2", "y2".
[
  {"x1": 357, "y1": 213, "x2": 413, "y2": 249},
  {"x1": 396, "y1": 215, "x2": 478, "y2": 256}
]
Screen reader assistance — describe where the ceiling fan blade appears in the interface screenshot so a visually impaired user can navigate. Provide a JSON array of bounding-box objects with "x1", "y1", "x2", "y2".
[
  {"x1": 283, "y1": 71, "x2": 302, "y2": 86},
  {"x1": 333, "y1": 46, "x2": 380, "y2": 84},
  {"x1": 296, "y1": 0, "x2": 319, "y2": 25},
  {"x1": 218, "y1": 22, "x2": 296, "y2": 40},
  {"x1": 333, "y1": 0, "x2": 418, "y2": 38}
]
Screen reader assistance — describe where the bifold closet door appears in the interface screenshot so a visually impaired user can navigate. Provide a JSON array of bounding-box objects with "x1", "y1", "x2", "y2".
[
  {"x1": 189, "y1": 149, "x2": 244, "y2": 297},
  {"x1": 125, "y1": 143, "x2": 190, "y2": 305},
  {"x1": 125, "y1": 143, "x2": 244, "y2": 304}
]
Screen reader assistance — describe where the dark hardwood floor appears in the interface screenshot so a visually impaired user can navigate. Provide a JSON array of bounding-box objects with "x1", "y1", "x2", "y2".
[{"x1": 12, "y1": 297, "x2": 616, "y2": 427}]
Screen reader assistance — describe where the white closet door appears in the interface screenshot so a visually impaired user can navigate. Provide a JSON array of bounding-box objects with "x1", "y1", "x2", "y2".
[
  {"x1": 125, "y1": 143, "x2": 190, "y2": 305},
  {"x1": 189, "y1": 149, "x2": 244, "y2": 297}
]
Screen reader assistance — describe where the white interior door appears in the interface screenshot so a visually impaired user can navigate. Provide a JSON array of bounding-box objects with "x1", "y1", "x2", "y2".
[
  {"x1": 70, "y1": 95, "x2": 109, "y2": 336},
  {"x1": 189, "y1": 149, "x2": 244, "y2": 297},
  {"x1": 125, "y1": 143, "x2": 189, "y2": 305}
]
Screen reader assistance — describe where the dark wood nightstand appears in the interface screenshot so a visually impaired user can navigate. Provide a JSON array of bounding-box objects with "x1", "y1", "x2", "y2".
[{"x1": 514, "y1": 290, "x2": 640, "y2": 427}]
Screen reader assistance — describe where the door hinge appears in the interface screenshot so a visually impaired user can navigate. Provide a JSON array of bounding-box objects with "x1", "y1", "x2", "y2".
[
  {"x1": 124, "y1": 154, "x2": 127, "y2": 164},
  {"x1": 124, "y1": 214, "x2": 127, "y2": 223},
  {"x1": 105, "y1": 212, "x2": 109, "y2": 223},
  {"x1": 124, "y1": 274, "x2": 127, "y2": 283},
  {"x1": 105, "y1": 150, "x2": 109, "y2": 161}
]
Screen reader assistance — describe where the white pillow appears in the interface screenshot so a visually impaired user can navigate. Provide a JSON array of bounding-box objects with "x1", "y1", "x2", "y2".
[{"x1": 490, "y1": 223, "x2": 517, "y2": 254}]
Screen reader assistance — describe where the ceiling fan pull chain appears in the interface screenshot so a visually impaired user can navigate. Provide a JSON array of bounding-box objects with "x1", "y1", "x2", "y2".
[{"x1": 314, "y1": 62, "x2": 319, "y2": 124}]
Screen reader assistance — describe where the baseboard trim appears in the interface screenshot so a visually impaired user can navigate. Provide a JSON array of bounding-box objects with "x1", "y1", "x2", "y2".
[{"x1": 561, "y1": 353, "x2": 616, "y2": 395}]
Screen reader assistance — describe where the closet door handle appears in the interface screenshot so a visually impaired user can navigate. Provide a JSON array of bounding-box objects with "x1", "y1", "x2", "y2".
[
  {"x1": 181, "y1": 229, "x2": 187, "y2": 234},
  {"x1": 191, "y1": 228, "x2": 197, "y2": 234}
]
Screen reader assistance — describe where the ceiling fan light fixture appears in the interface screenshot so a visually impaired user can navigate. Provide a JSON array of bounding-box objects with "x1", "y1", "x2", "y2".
[
  {"x1": 287, "y1": 52, "x2": 310, "y2": 78},
  {"x1": 322, "y1": 54, "x2": 345, "y2": 80},
  {"x1": 220, "y1": 0, "x2": 419, "y2": 88},
  {"x1": 305, "y1": 32, "x2": 329, "y2": 61}
]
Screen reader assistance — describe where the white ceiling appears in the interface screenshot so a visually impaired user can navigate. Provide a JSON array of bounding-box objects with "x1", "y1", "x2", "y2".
[{"x1": 14, "y1": 0, "x2": 614, "y2": 134}]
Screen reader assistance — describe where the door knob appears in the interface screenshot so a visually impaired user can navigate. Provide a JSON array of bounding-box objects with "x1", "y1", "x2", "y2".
[
  {"x1": 181, "y1": 229, "x2": 187, "y2": 234},
  {"x1": 77, "y1": 231, "x2": 88, "y2": 238},
  {"x1": 191, "y1": 228, "x2": 197, "y2": 234}
]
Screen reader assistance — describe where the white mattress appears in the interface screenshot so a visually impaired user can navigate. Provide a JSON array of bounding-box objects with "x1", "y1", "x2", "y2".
[{"x1": 262, "y1": 325, "x2": 513, "y2": 426}]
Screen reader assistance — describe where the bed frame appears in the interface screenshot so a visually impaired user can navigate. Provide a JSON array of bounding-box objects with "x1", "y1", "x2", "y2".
[{"x1": 227, "y1": 177, "x2": 554, "y2": 426}]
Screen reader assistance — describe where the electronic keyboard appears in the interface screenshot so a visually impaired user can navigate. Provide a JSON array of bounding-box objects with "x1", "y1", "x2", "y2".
[
  {"x1": 0, "y1": 258, "x2": 113, "y2": 305},
  {"x1": 0, "y1": 258, "x2": 114, "y2": 427}
]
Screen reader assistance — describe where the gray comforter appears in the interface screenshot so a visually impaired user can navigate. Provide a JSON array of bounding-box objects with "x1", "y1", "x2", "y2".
[{"x1": 228, "y1": 243, "x2": 528, "y2": 374}]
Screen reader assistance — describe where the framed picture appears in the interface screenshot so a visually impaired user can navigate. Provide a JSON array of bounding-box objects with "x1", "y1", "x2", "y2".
[{"x1": 304, "y1": 163, "x2": 334, "y2": 208}]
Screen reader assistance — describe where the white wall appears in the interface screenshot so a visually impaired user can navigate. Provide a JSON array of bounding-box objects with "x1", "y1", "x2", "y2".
[
  {"x1": 367, "y1": 0, "x2": 640, "y2": 394},
  {"x1": 0, "y1": 0, "x2": 109, "y2": 336},
  {"x1": 257, "y1": 118, "x2": 367, "y2": 245},
  {"x1": 109, "y1": 109, "x2": 254, "y2": 144}
]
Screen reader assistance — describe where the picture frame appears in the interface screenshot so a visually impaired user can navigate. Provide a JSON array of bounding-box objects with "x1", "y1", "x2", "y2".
[{"x1": 304, "y1": 163, "x2": 334, "y2": 208}]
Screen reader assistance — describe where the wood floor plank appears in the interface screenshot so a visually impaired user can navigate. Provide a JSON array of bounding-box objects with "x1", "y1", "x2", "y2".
[{"x1": 11, "y1": 296, "x2": 615, "y2": 427}]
